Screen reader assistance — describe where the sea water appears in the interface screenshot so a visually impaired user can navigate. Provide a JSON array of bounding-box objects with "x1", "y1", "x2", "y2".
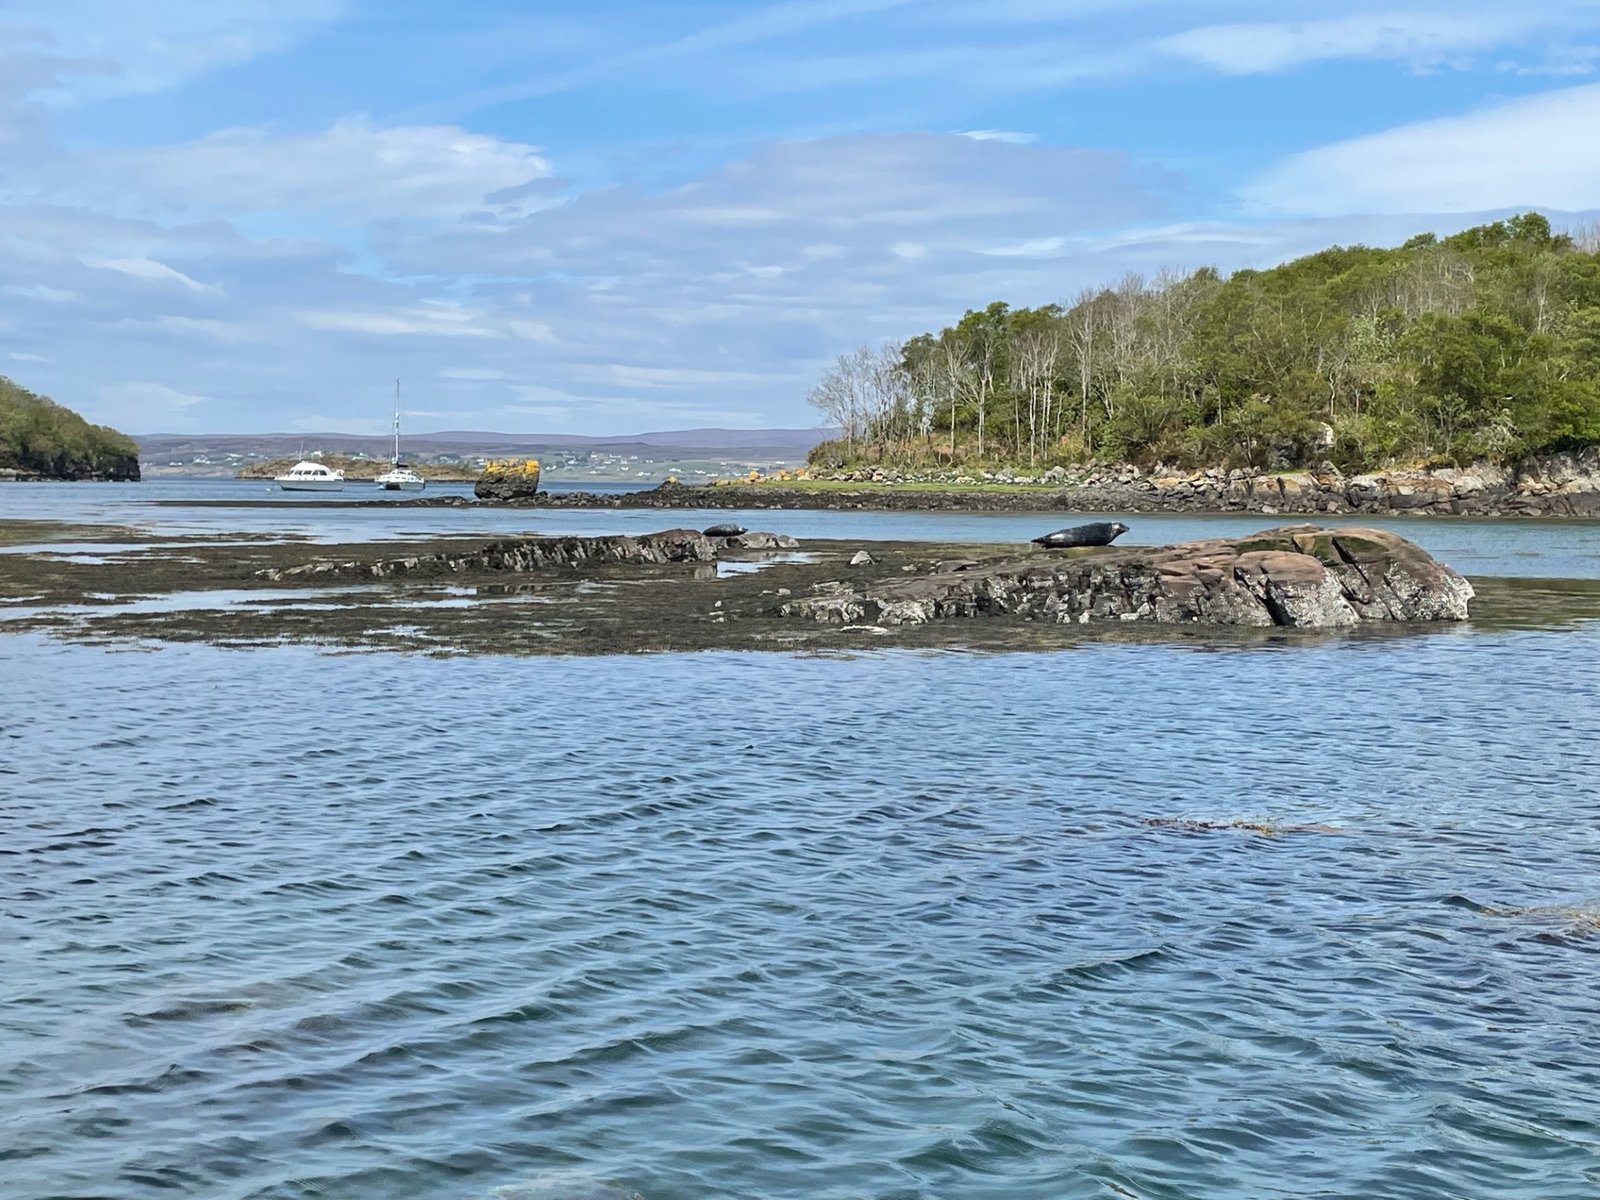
[{"x1": 3, "y1": 487, "x2": 1600, "y2": 1198}]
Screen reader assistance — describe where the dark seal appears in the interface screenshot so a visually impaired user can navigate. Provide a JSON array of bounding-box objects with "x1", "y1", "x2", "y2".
[
  {"x1": 1032, "y1": 521, "x2": 1129, "y2": 548},
  {"x1": 702, "y1": 523, "x2": 748, "y2": 537}
]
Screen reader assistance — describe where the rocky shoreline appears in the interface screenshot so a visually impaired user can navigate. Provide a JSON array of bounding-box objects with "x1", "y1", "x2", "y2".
[{"x1": 502, "y1": 448, "x2": 1600, "y2": 517}]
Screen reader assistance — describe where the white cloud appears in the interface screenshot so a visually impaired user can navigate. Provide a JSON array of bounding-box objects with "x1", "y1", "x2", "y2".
[
  {"x1": 959, "y1": 129, "x2": 1036, "y2": 143},
  {"x1": 1160, "y1": 11, "x2": 1535, "y2": 75},
  {"x1": 5, "y1": 0, "x2": 346, "y2": 99},
  {"x1": 979, "y1": 236, "x2": 1068, "y2": 258},
  {"x1": 101, "y1": 380, "x2": 210, "y2": 411},
  {"x1": 297, "y1": 305, "x2": 500, "y2": 338},
  {"x1": 440, "y1": 367, "x2": 509, "y2": 381},
  {"x1": 22, "y1": 118, "x2": 552, "y2": 224},
  {"x1": 132, "y1": 316, "x2": 261, "y2": 343},
  {"x1": 3, "y1": 283, "x2": 80, "y2": 302},
  {"x1": 571, "y1": 364, "x2": 798, "y2": 389},
  {"x1": 294, "y1": 301, "x2": 556, "y2": 342},
  {"x1": 1245, "y1": 82, "x2": 1600, "y2": 215},
  {"x1": 82, "y1": 255, "x2": 222, "y2": 294}
]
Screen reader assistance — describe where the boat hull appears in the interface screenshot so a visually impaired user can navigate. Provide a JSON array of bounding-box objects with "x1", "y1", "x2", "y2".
[
  {"x1": 379, "y1": 479, "x2": 426, "y2": 491},
  {"x1": 276, "y1": 479, "x2": 346, "y2": 492}
]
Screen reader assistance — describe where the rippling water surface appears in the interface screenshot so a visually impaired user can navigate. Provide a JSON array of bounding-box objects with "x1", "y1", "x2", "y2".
[{"x1": 5, "y1": 627, "x2": 1600, "y2": 1199}]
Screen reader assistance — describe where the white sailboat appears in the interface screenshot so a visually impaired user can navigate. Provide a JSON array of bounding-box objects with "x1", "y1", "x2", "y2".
[{"x1": 374, "y1": 380, "x2": 426, "y2": 492}]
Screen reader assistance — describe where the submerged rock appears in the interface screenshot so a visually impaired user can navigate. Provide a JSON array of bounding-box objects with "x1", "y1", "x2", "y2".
[{"x1": 780, "y1": 525, "x2": 1473, "y2": 629}]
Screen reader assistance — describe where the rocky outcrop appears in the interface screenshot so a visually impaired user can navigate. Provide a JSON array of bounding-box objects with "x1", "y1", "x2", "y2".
[
  {"x1": 780, "y1": 526, "x2": 1473, "y2": 629},
  {"x1": 258, "y1": 528, "x2": 798, "y2": 581},
  {"x1": 474, "y1": 460, "x2": 543, "y2": 501}
]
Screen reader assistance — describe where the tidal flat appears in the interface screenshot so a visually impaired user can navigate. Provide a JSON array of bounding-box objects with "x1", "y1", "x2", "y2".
[{"x1": 3, "y1": 518, "x2": 1598, "y2": 655}]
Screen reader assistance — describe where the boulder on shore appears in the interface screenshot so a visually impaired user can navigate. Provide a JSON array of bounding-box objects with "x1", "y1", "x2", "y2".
[
  {"x1": 781, "y1": 525, "x2": 1473, "y2": 629},
  {"x1": 474, "y1": 459, "x2": 542, "y2": 501}
]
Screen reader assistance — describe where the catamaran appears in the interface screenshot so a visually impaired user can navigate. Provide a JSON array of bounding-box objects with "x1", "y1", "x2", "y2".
[{"x1": 374, "y1": 380, "x2": 426, "y2": 491}]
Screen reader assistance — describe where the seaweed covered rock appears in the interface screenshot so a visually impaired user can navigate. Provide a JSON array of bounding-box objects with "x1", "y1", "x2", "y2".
[
  {"x1": 263, "y1": 529, "x2": 718, "y2": 580},
  {"x1": 258, "y1": 529, "x2": 799, "y2": 581},
  {"x1": 781, "y1": 525, "x2": 1473, "y2": 629}
]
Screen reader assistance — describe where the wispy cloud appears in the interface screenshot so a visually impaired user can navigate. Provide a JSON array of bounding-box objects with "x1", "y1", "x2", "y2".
[
  {"x1": 81, "y1": 255, "x2": 221, "y2": 294},
  {"x1": 1245, "y1": 81, "x2": 1600, "y2": 215},
  {"x1": 5, "y1": 0, "x2": 347, "y2": 99},
  {"x1": 1158, "y1": 11, "x2": 1538, "y2": 75},
  {"x1": 16, "y1": 119, "x2": 551, "y2": 225}
]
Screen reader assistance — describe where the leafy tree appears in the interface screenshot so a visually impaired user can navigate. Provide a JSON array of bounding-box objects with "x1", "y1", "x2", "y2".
[
  {"x1": 807, "y1": 213, "x2": 1600, "y2": 473},
  {"x1": 0, "y1": 375, "x2": 140, "y2": 480}
]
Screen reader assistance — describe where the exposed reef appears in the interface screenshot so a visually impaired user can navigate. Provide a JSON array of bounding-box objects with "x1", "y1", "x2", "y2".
[
  {"x1": 0, "y1": 520, "x2": 1497, "y2": 657},
  {"x1": 781, "y1": 525, "x2": 1474, "y2": 629}
]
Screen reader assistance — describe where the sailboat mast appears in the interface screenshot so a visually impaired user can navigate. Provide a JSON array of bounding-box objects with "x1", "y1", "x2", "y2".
[{"x1": 392, "y1": 379, "x2": 401, "y2": 465}]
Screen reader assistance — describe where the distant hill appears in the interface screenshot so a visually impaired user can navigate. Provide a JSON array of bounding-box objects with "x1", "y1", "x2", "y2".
[
  {"x1": 1, "y1": 376, "x2": 140, "y2": 481},
  {"x1": 138, "y1": 426, "x2": 832, "y2": 463},
  {"x1": 237, "y1": 455, "x2": 478, "y2": 482}
]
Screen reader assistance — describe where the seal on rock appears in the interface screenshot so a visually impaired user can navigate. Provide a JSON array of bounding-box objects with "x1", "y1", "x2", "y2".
[
  {"x1": 702, "y1": 523, "x2": 748, "y2": 537},
  {"x1": 1031, "y1": 521, "x2": 1129, "y2": 548}
]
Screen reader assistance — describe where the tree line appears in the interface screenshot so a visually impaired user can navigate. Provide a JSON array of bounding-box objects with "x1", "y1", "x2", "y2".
[
  {"x1": 806, "y1": 214, "x2": 1600, "y2": 472},
  {"x1": 0, "y1": 375, "x2": 141, "y2": 480}
]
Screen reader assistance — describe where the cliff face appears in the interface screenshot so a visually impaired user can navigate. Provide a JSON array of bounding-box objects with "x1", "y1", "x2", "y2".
[{"x1": 0, "y1": 377, "x2": 141, "y2": 482}]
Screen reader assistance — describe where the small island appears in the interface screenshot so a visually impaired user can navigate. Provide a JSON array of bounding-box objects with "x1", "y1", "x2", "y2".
[{"x1": 0, "y1": 375, "x2": 140, "y2": 482}]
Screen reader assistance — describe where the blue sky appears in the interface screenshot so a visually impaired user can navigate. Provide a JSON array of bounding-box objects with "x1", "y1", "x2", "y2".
[{"x1": 4, "y1": 1, "x2": 1600, "y2": 435}]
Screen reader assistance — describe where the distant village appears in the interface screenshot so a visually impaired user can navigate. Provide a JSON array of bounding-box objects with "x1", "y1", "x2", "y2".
[{"x1": 142, "y1": 446, "x2": 797, "y2": 483}]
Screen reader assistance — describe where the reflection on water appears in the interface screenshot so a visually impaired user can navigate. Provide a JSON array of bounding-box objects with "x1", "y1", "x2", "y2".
[{"x1": 4, "y1": 631, "x2": 1600, "y2": 1199}]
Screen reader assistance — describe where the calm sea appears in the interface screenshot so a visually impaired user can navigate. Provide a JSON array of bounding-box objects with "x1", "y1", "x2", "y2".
[{"x1": 3, "y1": 481, "x2": 1600, "y2": 1199}]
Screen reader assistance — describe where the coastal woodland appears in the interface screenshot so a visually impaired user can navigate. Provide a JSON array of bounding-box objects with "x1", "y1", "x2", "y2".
[
  {"x1": 0, "y1": 375, "x2": 141, "y2": 480},
  {"x1": 806, "y1": 215, "x2": 1600, "y2": 473}
]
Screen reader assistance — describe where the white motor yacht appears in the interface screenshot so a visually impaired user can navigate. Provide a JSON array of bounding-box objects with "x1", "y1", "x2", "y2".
[
  {"x1": 375, "y1": 380, "x2": 427, "y2": 492},
  {"x1": 275, "y1": 460, "x2": 346, "y2": 491}
]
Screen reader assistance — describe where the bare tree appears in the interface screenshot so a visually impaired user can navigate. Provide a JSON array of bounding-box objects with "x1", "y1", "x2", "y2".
[
  {"x1": 1011, "y1": 328, "x2": 1061, "y2": 466},
  {"x1": 1062, "y1": 287, "x2": 1103, "y2": 449}
]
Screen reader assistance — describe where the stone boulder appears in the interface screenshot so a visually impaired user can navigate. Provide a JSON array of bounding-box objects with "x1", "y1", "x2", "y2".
[
  {"x1": 474, "y1": 460, "x2": 542, "y2": 501},
  {"x1": 780, "y1": 525, "x2": 1473, "y2": 629}
]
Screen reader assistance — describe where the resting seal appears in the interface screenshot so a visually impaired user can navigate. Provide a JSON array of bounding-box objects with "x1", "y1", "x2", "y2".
[
  {"x1": 702, "y1": 523, "x2": 748, "y2": 537},
  {"x1": 1032, "y1": 521, "x2": 1129, "y2": 548}
]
